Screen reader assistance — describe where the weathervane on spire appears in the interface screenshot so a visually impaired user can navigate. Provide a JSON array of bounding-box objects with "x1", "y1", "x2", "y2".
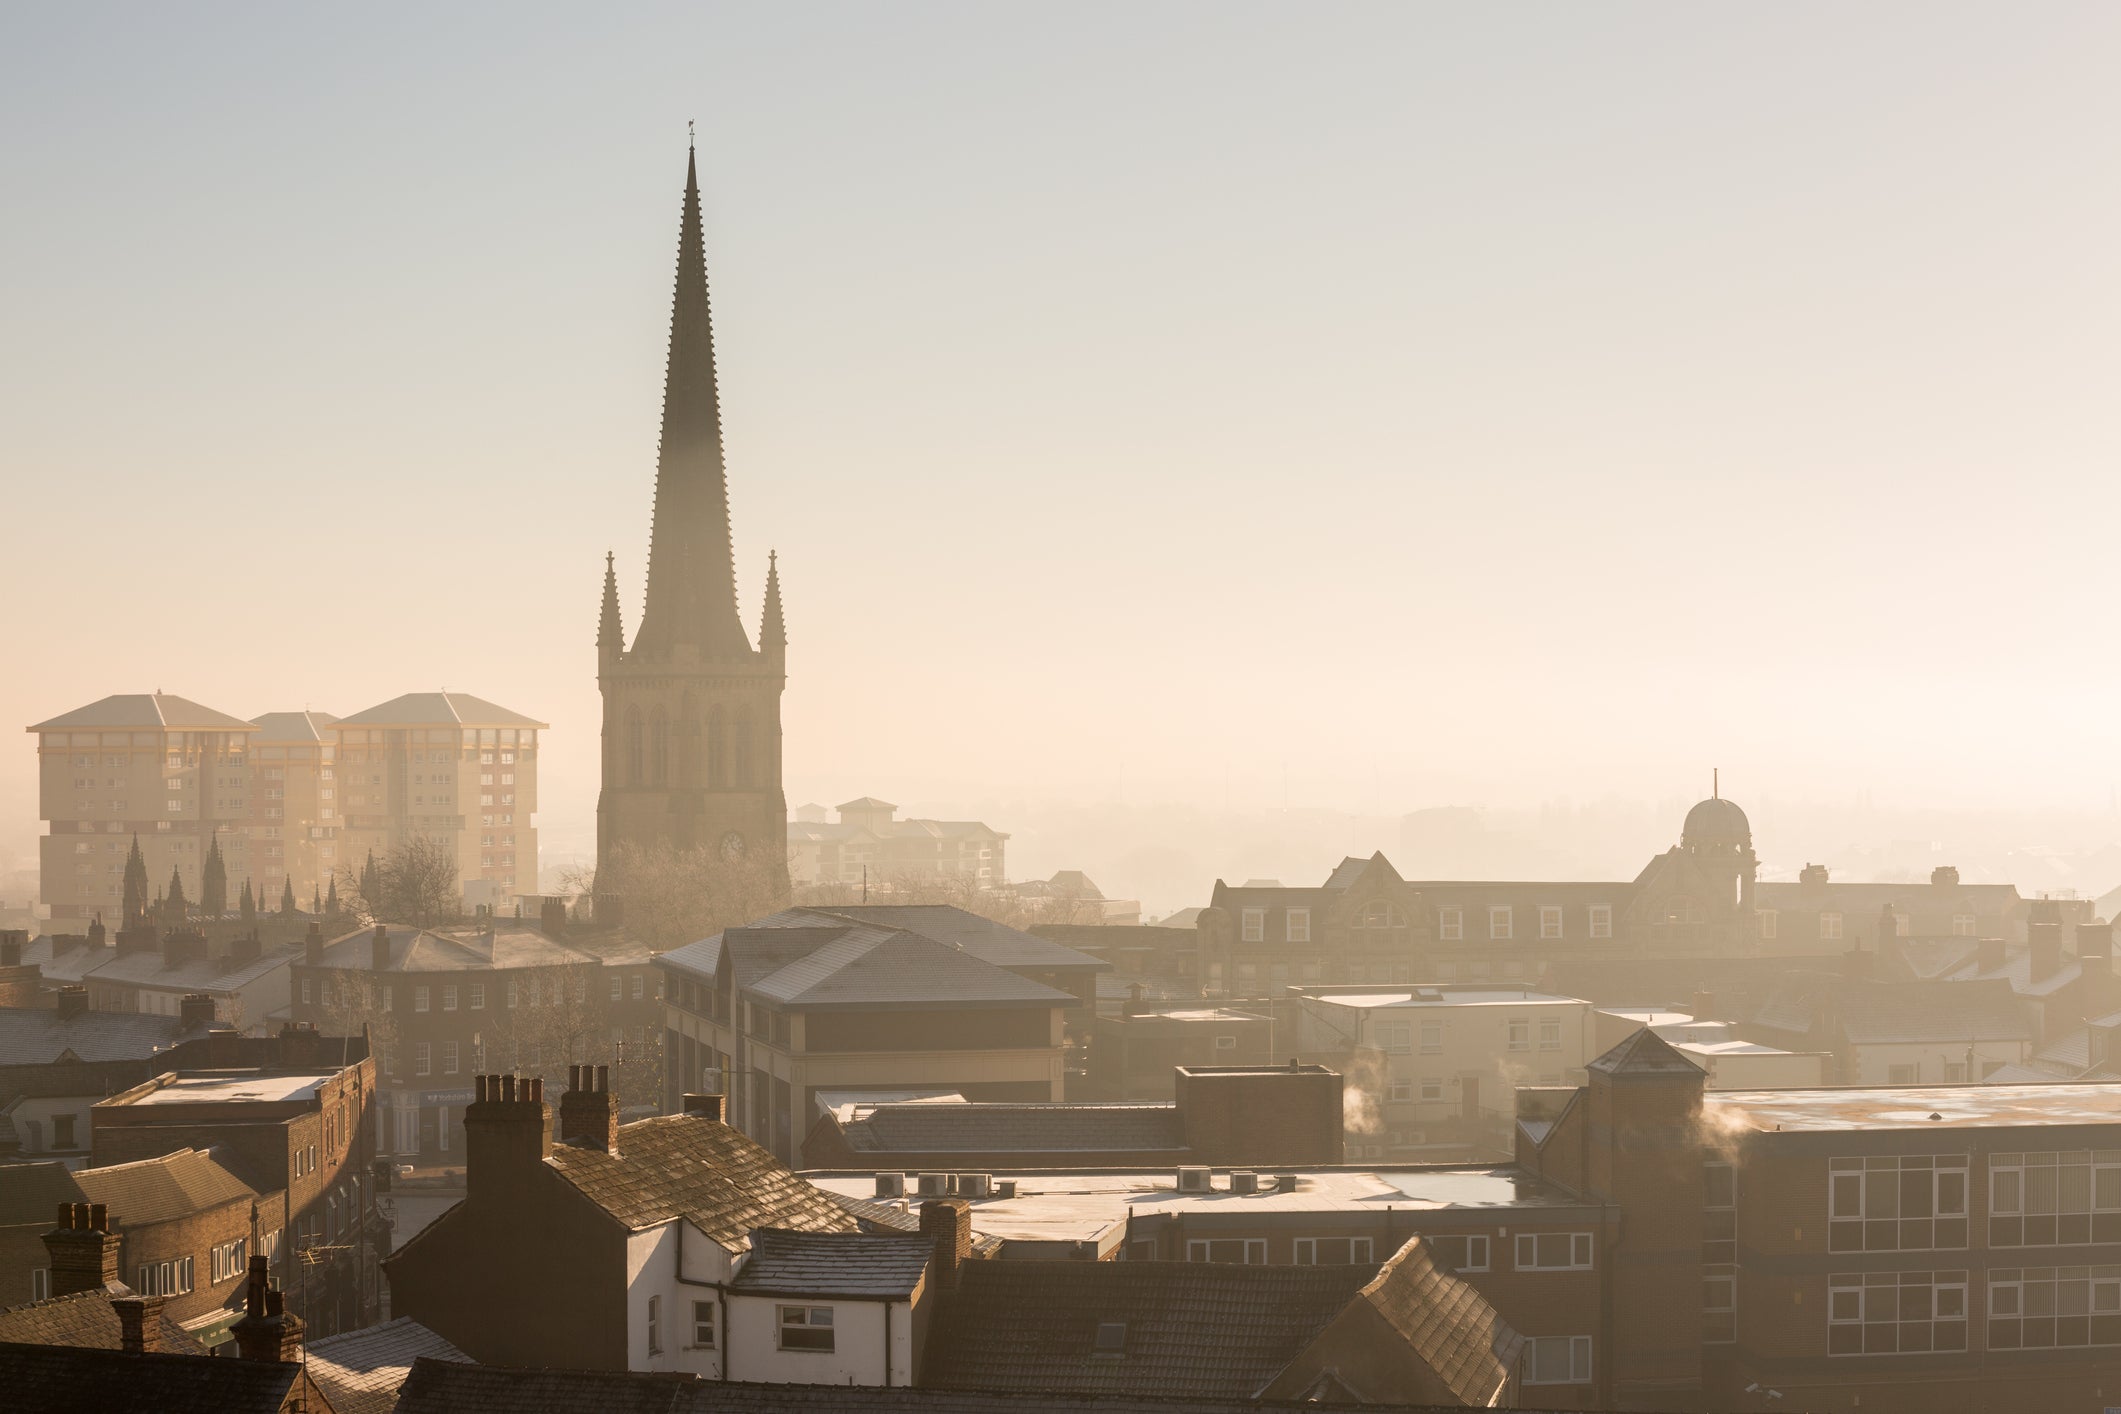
[{"x1": 688, "y1": 118, "x2": 695, "y2": 149}]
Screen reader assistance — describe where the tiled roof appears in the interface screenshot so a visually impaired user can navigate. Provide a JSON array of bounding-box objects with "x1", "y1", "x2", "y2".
[
  {"x1": 0, "y1": 1162, "x2": 87, "y2": 1227},
  {"x1": 315, "y1": 924, "x2": 598, "y2": 975},
  {"x1": 661, "y1": 920, "x2": 1080, "y2": 1012},
  {"x1": 546, "y1": 1114, "x2": 859, "y2": 1247},
  {"x1": 1751, "y1": 973, "x2": 2032, "y2": 1044},
  {"x1": 1587, "y1": 1028, "x2": 1705, "y2": 1076},
  {"x1": 18, "y1": 935, "x2": 113, "y2": 987},
  {"x1": 392, "y1": 1359, "x2": 1482, "y2": 1414},
  {"x1": 0, "y1": 1008, "x2": 199, "y2": 1066},
  {"x1": 27, "y1": 694, "x2": 254, "y2": 732},
  {"x1": 248, "y1": 711, "x2": 339, "y2": 743},
  {"x1": 820, "y1": 1192, "x2": 922, "y2": 1233},
  {"x1": 793, "y1": 907, "x2": 1107, "y2": 974},
  {"x1": 0, "y1": 1289, "x2": 201, "y2": 1354},
  {"x1": 307, "y1": 1316, "x2": 471, "y2": 1414},
  {"x1": 334, "y1": 692, "x2": 545, "y2": 728},
  {"x1": 1948, "y1": 950, "x2": 2083, "y2": 999},
  {"x1": 82, "y1": 942, "x2": 300, "y2": 994},
  {"x1": 836, "y1": 1101, "x2": 1184, "y2": 1156},
  {"x1": 1349, "y1": 1239, "x2": 1522, "y2": 1407},
  {"x1": 0, "y1": 1341, "x2": 298, "y2": 1413},
  {"x1": 73, "y1": 1148, "x2": 258, "y2": 1229},
  {"x1": 922, "y1": 1259, "x2": 1374, "y2": 1398},
  {"x1": 731, "y1": 1228, "x2": 933, "y2": 1297}
]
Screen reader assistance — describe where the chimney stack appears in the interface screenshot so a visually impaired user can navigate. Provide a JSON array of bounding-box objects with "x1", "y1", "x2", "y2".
[
  {"x1": 540, "y1": 898, "x2": 568, "y2": 937},
  {"x1": 43, "y1": 1202, "x2": 121, "y2": 1296},
  {"x1": 1689, "y1": 990, "x2": 1716, "y2": 1022},
  {"x1": 0, "y1": 930, "x2": 23, "y2": 966},
  {"x1": 1932, "y1": 865, "x2": 1961, "y2": 887},
  {"x1": 230, "y1": 1256, "x2": 306, "y2": 1364},
  {"x1": 370, "y1": 924, "x2": 391, "y2": 974},
  {"x1": 227, "y1": 929, "x2": 262, "y2": 967},
  {"x1": 681, "y1": 1092, "x2": 726, "y2": 1124},
  {"x1": 0, "y1": 931, "x2": 39, "y2": 1009},
  {"x1": 2031, "y1": 919, "x2": 2063, "y2": 985},
  {"x1": 1977, "y1": 936, "x2": 2006, "y2": 973},
  {"x1": 179, "y1": 993, "x2": 217, "y2": 1030},
  {"x1": 1799, "y1": 863, "x2": 1830, "y2": 886},
  {"x1": 465, "y1": 1073, "x2": 552, "y2": 1203},
  {"x1": 55, "y1": 986, "x2": 89, "y2": 1021},
  {"x1": 920, "y1": 1198, "x2": 973, "y2": 1289},
  {"x1": 87, "y1": 915, "x2": 106, "y2": 950},
  {"x1": 304, "y1": 921, "x2": 324, "y2": 968},
  {"x1": 112, "y1": 1295, "x2": 172, "y2": 1354},
  {"x1": 559, "y1": 1063, "x2": 621, "y2": 1154}
]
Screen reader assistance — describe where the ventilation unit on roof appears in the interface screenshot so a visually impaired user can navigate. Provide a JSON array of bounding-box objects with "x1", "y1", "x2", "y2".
[
  {"x1": 916, "y1": 1172, "x2": 949, "y2": 1198},
  {"x1": 1176, "y1": 1166, "x2": 1212, "y2": 1194},
  {"x1": 955, "y1": 1173, "x2": 993, "y2": 1199},
  {"x1": 1272, "y1": 1173, "x2": 1299, "y2": 1192},
  {"x1": 996, "y1": 1179, "x2": 1018, "y2": 1200},
  {"x1": 874, "y1": 1172, "x2": 905, "y2": 1199},
  {"x1": 1230, "y1": 1170, "x2": 1259, "y2": 1195}
]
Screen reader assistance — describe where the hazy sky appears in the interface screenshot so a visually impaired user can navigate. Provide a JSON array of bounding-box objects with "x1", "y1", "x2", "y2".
[{"x1": 7, "y1": 4, "x2": 2121, "y2": 887}]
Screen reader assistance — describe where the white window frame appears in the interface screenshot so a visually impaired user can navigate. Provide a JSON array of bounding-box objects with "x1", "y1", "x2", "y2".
[
  {"x1": 1388, "y1": 1081, "x2": 1414, "y2": 1103},
  {"x1": 647, "y1": 1294, "x2": 662, "y2": 1355},
  {"x1": 1419, "y1": 1077, "x2": 1444, "y2": 1102},
  {"x1": 1515, "y1": 1231, "x2": 1594, "y2": 1271},
  {"x1": 1588, "y1": 904, "x2": 1612, "y2": 939},
  {"x1": 1185, "y1": 1238, "x2": 1267, "y2": 1264},
  {"x1": 1829, "y1": 1155, "x2": 1970, "y2": 1253},
  {"x1": 1241, "y1": 908, "x2": 1264, "y2": 943},
  {"x1": 777, "y1": 1305, "x2": 835, "y2": 1351},
  {"x1": 1821, "y1": 912, "x2": 1843, "y2": 941},
  {"x1": 1293, "y1": 1236, "x2": 1374, "y2": 1265},
  {"x1": 414, "y1": 985, "x2": 430, "y2": 1013},
  {"x1": 690, "y1": 1298, "x2": 716, "y2": 1349},
  {"x1": 1430, "y1": 1233, "x2": 1489, "y2": 1272},
  {"x1": 1507, "y1": 1018, "x2": 1530, "y2": 1051},
  {"x1": 1378, "y1": 1022, "x2": 1412, "y2": 1055},
  {"x1": 1539, "y1": 906, "x2": 1562, "y2": 940},
  {"x1": 1418, "y1": 1020, "x2": 1443, "y2": 1054},
  {"x1": 1523, "y1": 1335, "x2": 1593, "y2": 1385},
  {"x1": 1538, "y1": 1017, "x2": 1562, "y2": 1051},
  {"x1": 1489, "y1": 906, "x2": 1512, "y2": 941},
  {"x1": 1286, "y1": 907, "x2": 1311, "y2": 943},
  {"x1": 1438, "y1": 907, "x2": 1463, "y2": 941},
  {"x1": 1758, "y1": 909, "x2": 1777, "y2": 939}
]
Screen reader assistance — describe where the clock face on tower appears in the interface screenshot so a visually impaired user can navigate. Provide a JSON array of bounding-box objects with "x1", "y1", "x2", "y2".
[{"x1": 720, "y1": 831, "x2": 746, "y2": 861}]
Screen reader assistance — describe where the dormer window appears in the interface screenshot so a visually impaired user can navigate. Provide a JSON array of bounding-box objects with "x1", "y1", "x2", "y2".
[{"x1": 1092, "y1": 1321, "x2": 1126, "y2": 1359}]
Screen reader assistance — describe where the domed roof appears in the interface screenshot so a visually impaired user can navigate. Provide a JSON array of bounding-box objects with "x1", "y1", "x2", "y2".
[{"x1": 1682, "y1": 795, "x2": 1751, "y2": 851}]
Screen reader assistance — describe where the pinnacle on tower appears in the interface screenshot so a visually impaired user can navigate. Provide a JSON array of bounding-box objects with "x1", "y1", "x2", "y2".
[
  {"x1": 761, "y1": 549, "x2": 786, "y2": 657},
  {"x1": 631, "y1": 145, "x2": 752, "y2": 660},
  {"x1": 598, "y1": 551, "x2": 625, "y2": 656}
]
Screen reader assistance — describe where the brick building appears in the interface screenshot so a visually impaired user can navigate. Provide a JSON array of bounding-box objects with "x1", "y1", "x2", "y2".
[
  {"x1": 91, "y1": 1050, "x2": 380, "y2": 1338},
  {"x1": 787, "y1": 798, "x2": 1008, "y2": 891},
  {"x1": 1082, "y1": 1003, "x2": 1275, "y2": 1101}
]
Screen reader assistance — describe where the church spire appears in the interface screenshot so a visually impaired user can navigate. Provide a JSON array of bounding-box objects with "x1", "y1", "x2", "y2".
[
  {"x1": 598, "y1": 551, "x2": 624, "y2": 657},
  {"x1": 761, "y1": 550, "x2": 785, "y2": 657},
  {"x1": 631, "y1": 143, "x2": 752, "y2": 660}
]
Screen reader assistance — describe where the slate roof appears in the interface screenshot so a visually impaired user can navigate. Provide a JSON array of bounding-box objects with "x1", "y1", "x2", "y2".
[
  {"x1": 334, "y1": 692, "x2": 545, "y2": 728},
  {"x1": 0, "y1": 1289, "x2": 201, "y2": 1354},
  {"x1": 307, "y1": 1316, "x2": 471, "y2": 1414},
  {"x1": 1350, "y1": 1238, "x2": 1522, "y2": 1407},
  {"x1": 544, "y1": 1114, "x2": 859, "y2": 1247},
  {"x1": 248, "y1": 711, "x2": 339, "y2": 743},
  {"x1": 834, "y1": 1101, "x2": 1185, "y2": 1156},
  {"x1": 730, "y1": 1228, "x2": 933, "y2": 1297},
  {"x1": 1751, "y1": 973, "x2": 2032, "y2": 1044},
  {"x1": 794, "y1": 907, "x2": 1107, "y2": 974},
  {"x1": 73, "y1": 1148, "x2": 258, "y2": 1229},
  {"x1": 392, "y1": 1360, "x2": 1482, "y2": 1414},
  {"x1": 922, "y1": 1259, "x2": 1375, "y2": 1399},
  {"x1": 820, "y1": 1191, "x2": 923, "y2": 1233},
  {"x1": 314, "y1": 924, "x2": 596, "y2": 974},
  {"x1": 0, "y1": 1007, "x2": 200, "y2": 1066},
  {"x1": 661, "y1": 918, "x2": 1082, "y2": 1013},
  {"x1": 1946, "y1": 950, "x2": 2084, "y2": 1000},
  {"x1": 20, "y1": 935, "x2": 120, "y2": 987},
  {"x1": 27, "y1": 694, "x2": 254, "y2": 732},
  {"x1": 82, "y1": 942, "x2": 300, "y2": 995},
  {"x1": 1587, "y1": 1028, "x2": 1705, "y2": 1077},
  {"x1": 0, "y1": 1341, "x2": 299, "y2": 1413},
  {"x1": 0, "y1": 1162, "x2": 87, "y2": 1227}
]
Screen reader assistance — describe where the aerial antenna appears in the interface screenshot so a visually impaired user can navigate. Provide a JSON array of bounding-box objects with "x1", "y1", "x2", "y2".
[
  {"x1": 1713, "y1": 767, "x2": 1719, "y2": 800},
  {"x1": 688, "y1": 118, "x2": 695, "y2": 150}
]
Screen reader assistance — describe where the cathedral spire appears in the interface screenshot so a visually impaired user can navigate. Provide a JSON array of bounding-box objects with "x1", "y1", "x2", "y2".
[
  {"x1": 632, "y1": 144, "x2": 752, "y2": 660},
  {"x1": 761, "y1": 549, "x2": 785, "y2": 657},
  {"x1": 598, "y1": 551, "x2": 624, "y2": 657}
]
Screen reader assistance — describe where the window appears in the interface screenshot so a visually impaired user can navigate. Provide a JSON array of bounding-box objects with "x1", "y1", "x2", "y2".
[
  {"x1": 1524, "y1": 1335, "x2": 1592, "y2": 1385},
  {"x1": 1216, "y1": 1035, "x2": 1239, "y2": 1051},
  {"x1": 1830, "y1": 1156, "x2": 1969, "y2": 1252},
  {"x1": 1419, "y1": 1077, "x2": 1444, "y2": 1102},
  {"x1": 136, "y1": 1258, "x2": 194, "y2": 1297},
  {"x1": 778, "y1": 1305, "x2": 835, "y2": 1351},
  {"x1": 31, "y1": 1268, "x2": 48, "y2": 1302},
  {"x1": 1832, "y1": 1271, "x2": 1969, "y2": 1354},
  {"x1": 414, "y1": 986, "x2": 430, "y2": 1013},
  {"x1": 632, "y1": 975, "x2": 645, "y2": 1002},
  {"x1": 300, "y1": 979, "x2": 313, "y2": 1006},
  {"x1": 1419, "y1": 1021, "x2": 1443, "y2": 1054},
  {"x1": 1952, "y1": 915, "x2": 1977, "y2": 937},
  {"x1": 1388, "y1": 1081, "x2": 1413, "y2": 1103},
  {"x1": 1759, "y1": 909, "x2": 1778, "y2": 940},
  {"x1": 1293, "y1": 1237, "x2": 1373, "y2": 1265},
  {"x1": 1507, "y1": 1019, "x2": 1530, "y2": 1051},
  {"x1": 1704, "y1": 1162, "x2": 1737, "y2": 1263},
  {"x1": 1704, "y1": 1268, "x2": 1737, "y2": 1343},
  {"x1": 1988, "y1": 1266, "x2": 2121, "y2": 1350},
  {"x1": 52, "y1": 1115, "x2": 75, "y2": 1149},
  {"x1": 1378, "y1": 1022, "x2": 1412, "y2": 1055},
  {"x1": 1538, "y1": 1018, "x2": 1562, "y2": 1051},
  {"x1": 470, "y1": 983, "x2": 484, "y2": 1010},
  {"x1": 1489, "y1": 906, "x2": 1512, "y2": 940},
  {"x1": 647, "y1": 1295, "x2": 662, "y2": 1355},
  {"x1": 1240, "y1": 909, "x2": 1264, "y2": 943},
  {"x1": 443, "y1": 1041, "x2": 459, "y2": 1075},
  {"x1": 1358, "y1": 901, "x2": 1400, "y2": 929},
  {"x1": 415, "y1": 1042, "x2": 431, "y2": 1077},
  {"x1": 691, "y1": 1299, "x2": 715, "y2": 1348},
  {"x1": 1515, "y1": 1232, "x2": 1593, "y2": 1270},
  {"x1": 1540, "y1": 906, "x2": 1562, "y2": 940},
  {"x1": 1186, "y1": 1238, "x2": 1266, "y2": 1264},
  {"x1": 1988, "y1": 1151, "x2": 2121, "y2": 1247},
  {"x1": 1428, "y1": 1233, "x2": 1489, "y2": 1273},
  {"x1": 1439, "y1": 908, "x2": 1463, "y2": 941},
  {"x1": 443, "y1": 984, "x2": 459, "y2": 1012},
  {"x1": 1821, "y1": 912, "x2": 1843, "y2": 941},
  {"x1": 1287, "y1": 908, "x2": 1311, "y2": 943},
  {"x1": 1889, "y1": 1064, "x2": 1919, "y2": 1084},
  {"x1": 611, "y1": 976, "x2": 624, "y2": 1002},
  {"x1": 507, "y1": 979, "x2": 518, "y2": 1008},
  {"x1": 210, "y1": 1237, "x2": 248, "y2": 1284}
]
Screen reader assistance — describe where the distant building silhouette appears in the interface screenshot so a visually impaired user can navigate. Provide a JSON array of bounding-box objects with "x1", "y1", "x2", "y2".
[{"x1": 596, "y1": 147, "x2": 786, "y2": 890}]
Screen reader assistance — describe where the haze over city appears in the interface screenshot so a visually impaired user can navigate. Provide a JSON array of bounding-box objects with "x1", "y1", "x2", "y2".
[{"x1": 11, "y1": 4, "x2": 2121, "y2": 915}]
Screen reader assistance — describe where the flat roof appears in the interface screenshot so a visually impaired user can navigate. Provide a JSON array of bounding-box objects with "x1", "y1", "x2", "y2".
[
  {"x1": 1304, "y1": 989, "x2": 1584, "y2": 1010},
  {"x1": 1706, "y1": 1081, "x2": 2121, "y2": 1132},
  {"x1": 109, "y1": 1071, "x2": 333, "y2": 1108},
  {"x1": 807, "y1": 1165, "x2": 1590, "y2": 1246}
]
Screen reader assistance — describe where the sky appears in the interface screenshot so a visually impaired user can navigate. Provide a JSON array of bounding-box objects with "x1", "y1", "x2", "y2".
[{"x1": 6, "y1": 4, "x2": 2121, "y2": 908}]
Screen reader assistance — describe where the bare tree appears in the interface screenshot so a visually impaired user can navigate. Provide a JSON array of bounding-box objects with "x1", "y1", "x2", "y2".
[
  {"x1": 317, "y1": 969, "x2": 400, "y2": 1076},
  {"x1": 370, "y1": 835, "x2": 461, "y2": 929},
  {"x1": 563, "y1": 842, "x2": 788, "y2": 951}
]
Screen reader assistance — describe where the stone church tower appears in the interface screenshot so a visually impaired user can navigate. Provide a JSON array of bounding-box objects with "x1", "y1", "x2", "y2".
[{"x1": 596, "y1": 146, "x2": 787, "y2": 892}]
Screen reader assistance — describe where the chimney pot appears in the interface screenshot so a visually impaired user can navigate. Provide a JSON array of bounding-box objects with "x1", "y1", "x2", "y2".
[
  {"x1": 55, "y1": 986, "x2": 89, "y2": 1020},
  {"x1": 682, "y1": 1093, "x2": 726, "y2": 1123}
]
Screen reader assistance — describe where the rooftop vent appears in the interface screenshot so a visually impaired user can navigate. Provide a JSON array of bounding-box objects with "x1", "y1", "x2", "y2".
[
  {"x1": 916, "y1": 1172, "x2": 949, "y2": 1198},
  {"x1": 1176, "y1": 1166, "x2": 1212, "y2": 1194},
  {"x1": 955, "y1": 1173, "x2": 993, "y2": 1199},
  {"x1": 996, "y1": 1179, "x2": 1018, "y2": 1200},
  {"x1": 1092, "y1": 1321, "x2": 1126, "y2": 1359},
  {"x1": 1230, "y1": 1170, "x2": 1259, "y2": 1195},
  {"x1": 1272, "y1": 1173, "x2": 1299, "y2": 1193},
  {"x1": 874, "y1": 1172, "x2": 906, "y2": 1199}
]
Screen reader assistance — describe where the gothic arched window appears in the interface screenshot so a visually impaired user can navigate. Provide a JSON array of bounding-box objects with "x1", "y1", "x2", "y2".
[
  {"x1": 624, "y1": 708, "x2": 644, "y2": 787},
  {"x1": 707, "y1": 706, "x2": 726, "y2": 790},
  {"x1": 733, "y1": 707, "x2": 754, "y2": 789},
  {"x1": 677, "y1": 690, "x2": 698, "y2": 787},
  {"x1": 650, "y1": 710, "x2": 669, "y2": 787}
]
